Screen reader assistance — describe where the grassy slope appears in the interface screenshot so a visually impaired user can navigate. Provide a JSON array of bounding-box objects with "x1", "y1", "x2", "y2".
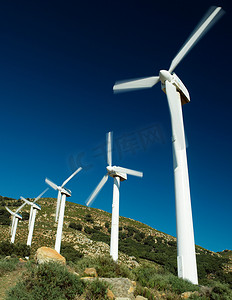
[{"x1": 0, "y1": 196, "x2": 231, "y2": 287}]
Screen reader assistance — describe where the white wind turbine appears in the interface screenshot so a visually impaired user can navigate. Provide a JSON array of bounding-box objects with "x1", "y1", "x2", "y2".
[
  {"x1": 5, "y1": 203, "x2": 25, "y2": 243},
  {"x1": 45, "y1": 167, "x2": 82, "y2": 253},
  {"x1": 20, "y1": 188, "x2": 49, "y2": 247},
  {"x1": 86, "y1": 132, "x2": 143, "y2": 262},
  {"x1": 113, "y1": 6, "x2": 224, "y2": 285}
]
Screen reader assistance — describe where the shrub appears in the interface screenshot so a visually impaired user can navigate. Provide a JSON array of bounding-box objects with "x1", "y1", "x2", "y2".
[
  {"x1": 84, "y1": 226, "x2": 94, "y2": 234},
  {"x1": 0, "y1": 258, "x2": 19, "y2": 277},
  {"x1": 209, "y1": 281, "x2": 232, "y2": 300},
  {"x1": 7, "y1": 262, "x2": 85, "y2": 300},
  {"x1": 21, "y1": 212, "x2": 29, "y2": 220},
  {"x1": 60, "y1": 244, "x2": 83, "y2": 263},
  {"x1": 0, "y1": 209, "x2": 10, "y2": 225},
  {"x1": 90, "y1": 231, "x2": 110, "y2": 245},
  {"x1": 105, "y1": 221, "x2": 110, "y2": 228},
  {"x1": 85, "y1": 213, "x2": 94, "y2": 223},
  {"x1": 85, "y1": 279, "x2": 109, "y2": 300},
  {"x1": 75, "y1": 255, "x2": 134, "y2": 279},
  {"x1": 69, "y1": 222, "x2": 82, "y2": 231},
  {"x1": 0, "y1": 241, "x2": 30, "y2": 258}
]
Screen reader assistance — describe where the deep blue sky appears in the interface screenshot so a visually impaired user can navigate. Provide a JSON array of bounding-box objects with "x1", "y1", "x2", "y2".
[{"x1": 0, "y1": 0, "x2": 231, "y2": 252}]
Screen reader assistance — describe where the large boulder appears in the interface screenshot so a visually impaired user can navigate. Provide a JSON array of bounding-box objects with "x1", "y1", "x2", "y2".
[{"x1": 35, "y1": 247, "x2": 66, "y2": 265}]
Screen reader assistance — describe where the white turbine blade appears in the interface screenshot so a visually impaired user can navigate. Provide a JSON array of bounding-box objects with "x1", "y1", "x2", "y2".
[
  {"x1": 33, "y1": 188, "x2": 49, "y2": 203},
  {"x1": 15, "y1": 198, "x2": 28, "y2": 213},
  {"x1": 107, "y1": 131, "x2": 113, "y2": 166},
  {"x1": 20, "y1": 196, "x2": 31, "y2": 205},
  {"x1": 113, "y1": 76, "x2": 160, "y2": 93},
  {"x1": 86, "y1": 174, "x2": 109, "y2": 206},
  {"x1": 5, "y1": 206, "x2": 15, "y2": 216},
  {"x1": 55, "y1": 190, "x2": 62, "y2": 222},
  {"x1": 165, "y1": 81, "x2": 186, "y2": 150},
  {"x1": 45, "y1": 178, "x2": 59, "y2": 190},
  {"x1": 169, "y1": 6, "x2": 224, "y2": 73},
  {"x1": 113, "y1": 166, "x2": 143, "y2": 177},
  {"x1": 61, "y1": 167, "x2": 82, "y2": 187}
]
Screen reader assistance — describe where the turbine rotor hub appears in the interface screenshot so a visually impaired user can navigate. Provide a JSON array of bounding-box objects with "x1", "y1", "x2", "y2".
[{"x1": 159, "y1": 70, "x2": 172, "y2": 84}]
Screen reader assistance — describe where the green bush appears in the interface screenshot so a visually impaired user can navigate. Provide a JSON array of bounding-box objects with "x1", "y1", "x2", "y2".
[
  {"x1": 85, "y1": 213, "x2": 94, "y2": 223},
  {"x1": 90, "y1": 231, "x2": 110, "y2": 245},
  {"x1": 105, "y1": 221, "x2": 110, "y2": 228},
  {"x1": 0, "y1": 258, "x2": 19, "y2": 277},
  {"x1": 84, "y1": 226, "x2": 94, "y2": 234},
  {"x1": 85, "y1": 279, "x2": 109, "y2": 300},
  {"x1": 60, "y1": 244, "x2": 83, "y2": 263},
  {"x1": 69, "y1": 222, "x2": 82, "y2": 231},
  {"x1": 209, "y1": 281, "x2": 232, "y2": 300},
  {"x1": 0, "y1": 209, "x2": 10, "y2": 225},
  {"x1": 21, "y1": 212, "x2": 29, "y2": 221},
  {"x1": 7, "y1": 262, "x2": 85, "y2": 300},
  {"x1": 0, "y1": 241, "x2": 30, "y2": 258},
  {"x1": 133, "y1": 265, "x2": 199, "y2": 294},
  {"x1": 75, "y1": 255, "x2": 134, "y2": 279}
]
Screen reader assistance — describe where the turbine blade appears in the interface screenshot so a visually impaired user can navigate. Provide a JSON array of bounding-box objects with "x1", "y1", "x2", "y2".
[
  {"x1": 113, "y1": 76, "x2": 160, "y2": 93},
  {"x1": 15, "y1": 199, "x2": 28, "y2": 213},
  {"x1": 33, "y1": 188, "x2": 49, "y2": 203},
  {"x1": 55, "y1": 190, "x2": 62, "y2": 222},
  {"x1": 165, "y1": 81, "x2": 186, "y2": 150},
  {"x1": 61, "y1": 167, "x2": 82, "y2": 187},
  {"x1": 45, "y1": 178, "x2": 59, "y2": 190},
  {"x1": 113, "y1": 166, "x2": 143, "y2": 177},
  {"x1": 169, "y1": 6, "x2": 224, "y2": 73},
  {"x1": 107, "y1": 131, "x2": 113, "y2": 166},
  {"x1": 86, "y1": 174, "x2": 109, "y2": 206},
  {"x1": 5, "y1": 206, "x2": 14, "y2": 216}
]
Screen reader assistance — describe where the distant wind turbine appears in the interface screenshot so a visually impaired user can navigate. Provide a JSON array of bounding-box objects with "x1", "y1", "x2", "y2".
[
  {"x1": 113, "y1": 6, "x2": 224, "y2": 285},
  {"x1": 86, "y1": 132, "x2": 143, "y2": 262},
  {"x1": 45, "y1": 167, "x2": 82, "y2": 253},
  {"x1": 5, "y1": 204, "x2": 25, "y2": 243},
  {"x1": 20, "y1": 188, "x2": 49, "y2": 247}
]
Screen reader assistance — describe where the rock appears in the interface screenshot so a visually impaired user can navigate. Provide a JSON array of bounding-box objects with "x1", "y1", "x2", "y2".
[
  {"x1": 34, "y1": 247, "x2": 66, "y2": 265},
  {"x1": 135, "y1": 296, "x2": 148, "y2": 300},
  {"x1": 84, "y1": 267, "x2": 98, "y2": 277},
  {"x1": 181, "y1": 291, "x2": 199, "y2": 299},
  {"x1": 107, "y1": 288, "x2": 115, "y2": 300},
  {"x1": 128, "y1": 280, "x2": 136, "y2": 294}
]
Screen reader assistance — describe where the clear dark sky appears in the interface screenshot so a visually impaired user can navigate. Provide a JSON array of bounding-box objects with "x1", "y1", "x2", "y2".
[{"x1": 0, "y1": 0, "x2": 231, "y2": 252}]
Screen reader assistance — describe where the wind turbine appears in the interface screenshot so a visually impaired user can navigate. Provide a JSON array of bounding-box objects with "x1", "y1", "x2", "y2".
[
  {"x1": 20, "y1": 188, "x2": 49, "y2": 247},
  {"x1": 45, "y1": 167, "x2": 82, "y2": 253},
  {"x1": 86, "y1": 132, "x2": 143, "y2": 262},
  {"x1": 113, "y1": 6, "x2": 224, "y2": 285},
  {"x1": 46, "y1": 168, "x2": 82, "y2": 222},
  {"x1": 5, "y1": 203, "x2": 25, "y2": 243}
]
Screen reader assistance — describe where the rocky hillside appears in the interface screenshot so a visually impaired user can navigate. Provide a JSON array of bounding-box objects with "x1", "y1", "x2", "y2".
[{"x1": 0, "y1": 195, "x2": 231, "y2": 287}]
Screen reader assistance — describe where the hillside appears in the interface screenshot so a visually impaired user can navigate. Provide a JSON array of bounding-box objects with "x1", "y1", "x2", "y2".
[{"x1": 0, "y1": 195, "x2": 231, "y2": 288}]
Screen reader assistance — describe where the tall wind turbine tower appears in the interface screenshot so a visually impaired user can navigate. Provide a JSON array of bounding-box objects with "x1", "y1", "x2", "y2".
[
  {"x1": 86, "y1": 132, "x2": 143, "y2": 261},
  {"x1": 113, "y1": 6, "x2": 224, "y2": 284},
  {"x1": 45, "y1": 167, "x2": 82, "y2": 253}
]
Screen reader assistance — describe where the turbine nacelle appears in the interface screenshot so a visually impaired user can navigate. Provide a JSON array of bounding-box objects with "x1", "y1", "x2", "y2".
[
  {"x1": 60, "y1": 187, "x2": 72, "y2": 197},
  {"x1": 159, "y1": 70, "x2": 190, "y2": 105},
  {"x1": 106, "y1": 166, "x2": 127, "y2": 181}
]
